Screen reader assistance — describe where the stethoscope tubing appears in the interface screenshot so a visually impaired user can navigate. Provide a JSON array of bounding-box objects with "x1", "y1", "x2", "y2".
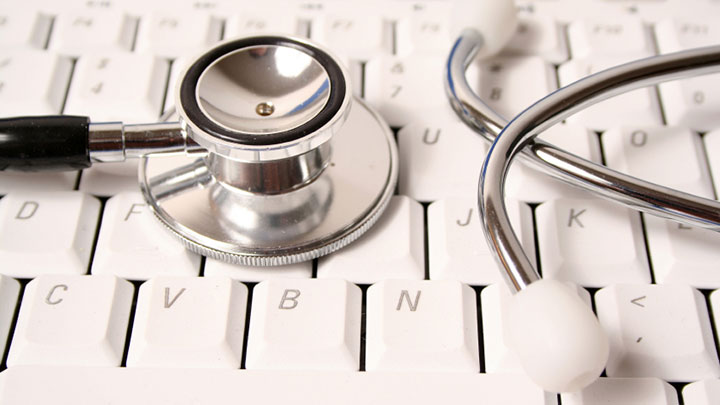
[{"x1": 446, "y1": 29, "x2": 720, "y2": 292}]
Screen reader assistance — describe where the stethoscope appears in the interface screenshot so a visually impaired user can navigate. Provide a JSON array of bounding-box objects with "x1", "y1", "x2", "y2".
[{"x1": 1, "y1": 8, "x2": 720, "y2": 394}]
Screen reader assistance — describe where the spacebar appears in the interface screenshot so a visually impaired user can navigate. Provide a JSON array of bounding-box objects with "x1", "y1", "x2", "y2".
[{"x1": 0, "y1": 367, "x2": 552, "y2": 404}]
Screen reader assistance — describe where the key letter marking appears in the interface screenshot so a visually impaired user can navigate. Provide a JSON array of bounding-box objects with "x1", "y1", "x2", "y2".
[
  {"x1": 125, "y1": 203, "x2": 145, "y2": 221},
  {"x1": 164, "y1": 287, "x2": 186, "y2": 308},
  {"x1": 16, "y1": 201, "x2": 38, "y2": 220},
  {"x1": 46, "y1": 284, "x2": 68, "y2": 305},
  {"x1": 279, "y1": 289, "x2": 301, "y2": 309},
  {"x1": 568, "y1": 208, "x2": 586, "y2": 228},
  {"x1": 396, "y1": 290, "x2": 421, "y2": 311}
]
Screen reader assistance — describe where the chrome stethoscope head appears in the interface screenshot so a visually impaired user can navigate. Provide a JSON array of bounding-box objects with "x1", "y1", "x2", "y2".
[
  {"x1": 143, "y1": 35, "x2": 398, "y2": 266},
  {"x1": 0, "y1": 35, "x2": 398, "y2": 267}
]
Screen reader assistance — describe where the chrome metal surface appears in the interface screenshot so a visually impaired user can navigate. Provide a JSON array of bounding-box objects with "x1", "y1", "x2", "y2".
[
  {"x1": 176, "y1": 36, "x2": 351, "y2": 163},
  {"x1": 88, "y1": 122, "x2": 124, "y2": 162},
  {"x1": 475, "y1": 45, "x2": 720, "y2": 293},
  {"x1": 88, "y1": 122, "x2": 199, "y2": 163},
  {"x1": 139, "y1": 97, "x2": 397, "y2": 266},
  {"x1": 205, "y1": 142, "x2": 331, "y2": 194},
  {"x1": 197, "y1": 44, "x2": 330, "y2": 134}
]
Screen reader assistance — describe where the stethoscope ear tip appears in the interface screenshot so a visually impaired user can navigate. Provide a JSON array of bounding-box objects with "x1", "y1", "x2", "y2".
[{"x1": 506, "y1": 279, "x2": 609, "y2": 393}]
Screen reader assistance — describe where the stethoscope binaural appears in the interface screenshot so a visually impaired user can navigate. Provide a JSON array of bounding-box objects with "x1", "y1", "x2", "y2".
[
  {"x1": 3, "y1": 1, "x2": 720, "y2": 394},
  {"x1": 0, "y1": 35, "x2": 398, "y2": 266},
  {"x1": 445, "y1": 2, "x2": 720, "y2": 395}
]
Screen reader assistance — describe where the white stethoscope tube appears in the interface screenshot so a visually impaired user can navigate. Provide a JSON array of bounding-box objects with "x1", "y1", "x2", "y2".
[{"x1": 446, "y1": 28, "x2": 720, "y2": 393}]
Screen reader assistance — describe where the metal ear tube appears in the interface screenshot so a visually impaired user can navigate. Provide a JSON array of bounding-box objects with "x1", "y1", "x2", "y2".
[{"x1": 448, "y1": 41, "x2": 720, "y2": 392}]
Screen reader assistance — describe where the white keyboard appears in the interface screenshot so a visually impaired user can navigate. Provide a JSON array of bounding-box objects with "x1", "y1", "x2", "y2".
[{"x1": 1, "y1": 0, "x2": 720, "y2": 403}]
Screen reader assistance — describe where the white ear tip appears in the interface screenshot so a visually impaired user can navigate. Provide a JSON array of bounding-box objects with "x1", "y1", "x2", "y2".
[
  {"x1": 451, "y1": 0, "x2": 518, "y2": 58},
  {"x1": 506, "y1": 279, "x2": 609, "y2": 393}
]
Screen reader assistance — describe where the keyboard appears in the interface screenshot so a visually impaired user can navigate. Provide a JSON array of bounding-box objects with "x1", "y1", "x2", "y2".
[{"x1": 0, "y1": 0, "x2": 720, "y2": 403}]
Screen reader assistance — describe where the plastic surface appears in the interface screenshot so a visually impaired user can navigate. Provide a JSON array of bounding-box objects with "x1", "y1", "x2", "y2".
[
  {"x1": 0, "y1": 116, "x2": 91, "y2": 171},
  {"x1": 451, "y1": 0, "x2": 518, "y2": 58},
  {"x1": 506, "y1": 279, "x2": 609, "y2": 393}
]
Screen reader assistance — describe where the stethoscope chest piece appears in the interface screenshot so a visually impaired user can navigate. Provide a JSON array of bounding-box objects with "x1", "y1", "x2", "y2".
[{"x1": 139, "y1": 36, "x2": 398, "y2": 266}]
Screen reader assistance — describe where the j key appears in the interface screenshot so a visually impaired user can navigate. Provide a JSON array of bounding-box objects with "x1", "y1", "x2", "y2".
[
  {"x1": 0, "y1": 192, "x2": 100, "y2": 278},
  {"x1": 366, "y1": 279, "x2": 479, "y2": 372},
  {"x1": 596, "y1": 284, "x2": 720, "y2": 381},
  {"x1": 7, "y1": 274, "x2": 133, "y2": 367},
  {"x1": 245, "y1": 279, "x2": 362, "y2": 371},
  {"x1": 127, "y1": 277, "x2": 248, "y2": 368},
  {"x1": 91, "y1": 192, "x2": 201, "y2": 280},
  {"x1": 428, "y1": 197, "x2": 535, "y2": 286}
]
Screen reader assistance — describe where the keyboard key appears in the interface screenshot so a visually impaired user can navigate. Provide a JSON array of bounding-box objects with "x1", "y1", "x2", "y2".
[
  {"x1": 683, "y1": 379, "x2": 720, "y2": 405},
  {"x1": 0, "y1": 275, "x2": 20, "y2": 356},
  {"x1": 366, "y1": 279, "x2": 479, "y2": 372},
  {"x1": 317, "y1": 196, "x2": 424, "y2": 283},
  {"x1": 596, "y1": 284, "x2": 720, "y2": 381},
  {"x1": 245, "y1": 279, "x2": 362, "y2": 371},
  {"x1": 476, "y1": 56, "x2": 556, "y2": 119},
  {"x1": 365, "y1": 53, "x2": 466, "y2": 127},
  {"x1": 645, "y1": 216, "x2": 720, "y2": 288},
  {"x1": 603, "y1": 126, "x2": 715, "y2": 198},
  {"x1": 659, "y1": 74, "x2": 720, "y2": 132},
  {"x1": 0, "y1": 192, "x2": 100, "y2": 278},
  {"x1": 504, "y1": 123, "x2": 602, "y2": 203},
  {"x1": 561, "y1": 377, "x2": 678, "y2": 405},
  {"x1": 655, "y1": 18, "x2": 720, "y2": 53},
  {"x1": 656, "y1": 18, "x2": 720, "y2": 131},
  {"x1": 49, "y1": 11, "x2": 136, "y2": 56},
  {"x1": 481, "y1": 282, "x2": 591, "y2": 374},
  {"x1": 312, "y1": 12, "x2": 391, "y2": 61},
  {"x1": 204, "y1": 258, "x2": 312, "y2": 282},
  {"x1": 0, "y1": 172, "x2": 79, "y2": 194},
  {"x1": 395, "y1": 2, "x2": 453, "y2": 55},
  {"x1": 706, "y1": 129, "x2": 720, "y2": 194},
  {"x1": 0, "y1": 8, "x2": 51, "y2": 49},
  {"x1": 0, "y1": 50, "x2": 72, "y2": 115},
  {"x1": 397, "y1": 119, "x2": 487, "y2": 202},
  {"x1": 127, "y1": 277, "x2": 248, "y2": 368},
  {"x1": 225, "y1": 12, "x2": 300, "y2": 37},
  {"x1": 0, "y1": 367, "x2": 554, "y2": 404},
  {"x1": 135, "y1": 11, "x2": 222, "y2": 59},
  {"x1": 7, "y1": 274, "x2": 133, "y2": 367},
  {"x1": 65, "y1": 53, "x2": 168, "y2": 123},
  {"x1": 536, "y1": 197, "x2": 650, "y2": 287},
  {"x1": 558, "y1": 58, "x2": 662, "y2": 130},
  {"x1": 502, "y1": 16, "x2": 568, "y2": 63},
  {"x1": 91, "y1": 192, "x2": 201, "y2": 280},
  {"x1": 567, "y1": 18, "x2": 654, "y2": 59},
  {"x1": 428, "y1": 197, "x2": 535, "y2": 286}
]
